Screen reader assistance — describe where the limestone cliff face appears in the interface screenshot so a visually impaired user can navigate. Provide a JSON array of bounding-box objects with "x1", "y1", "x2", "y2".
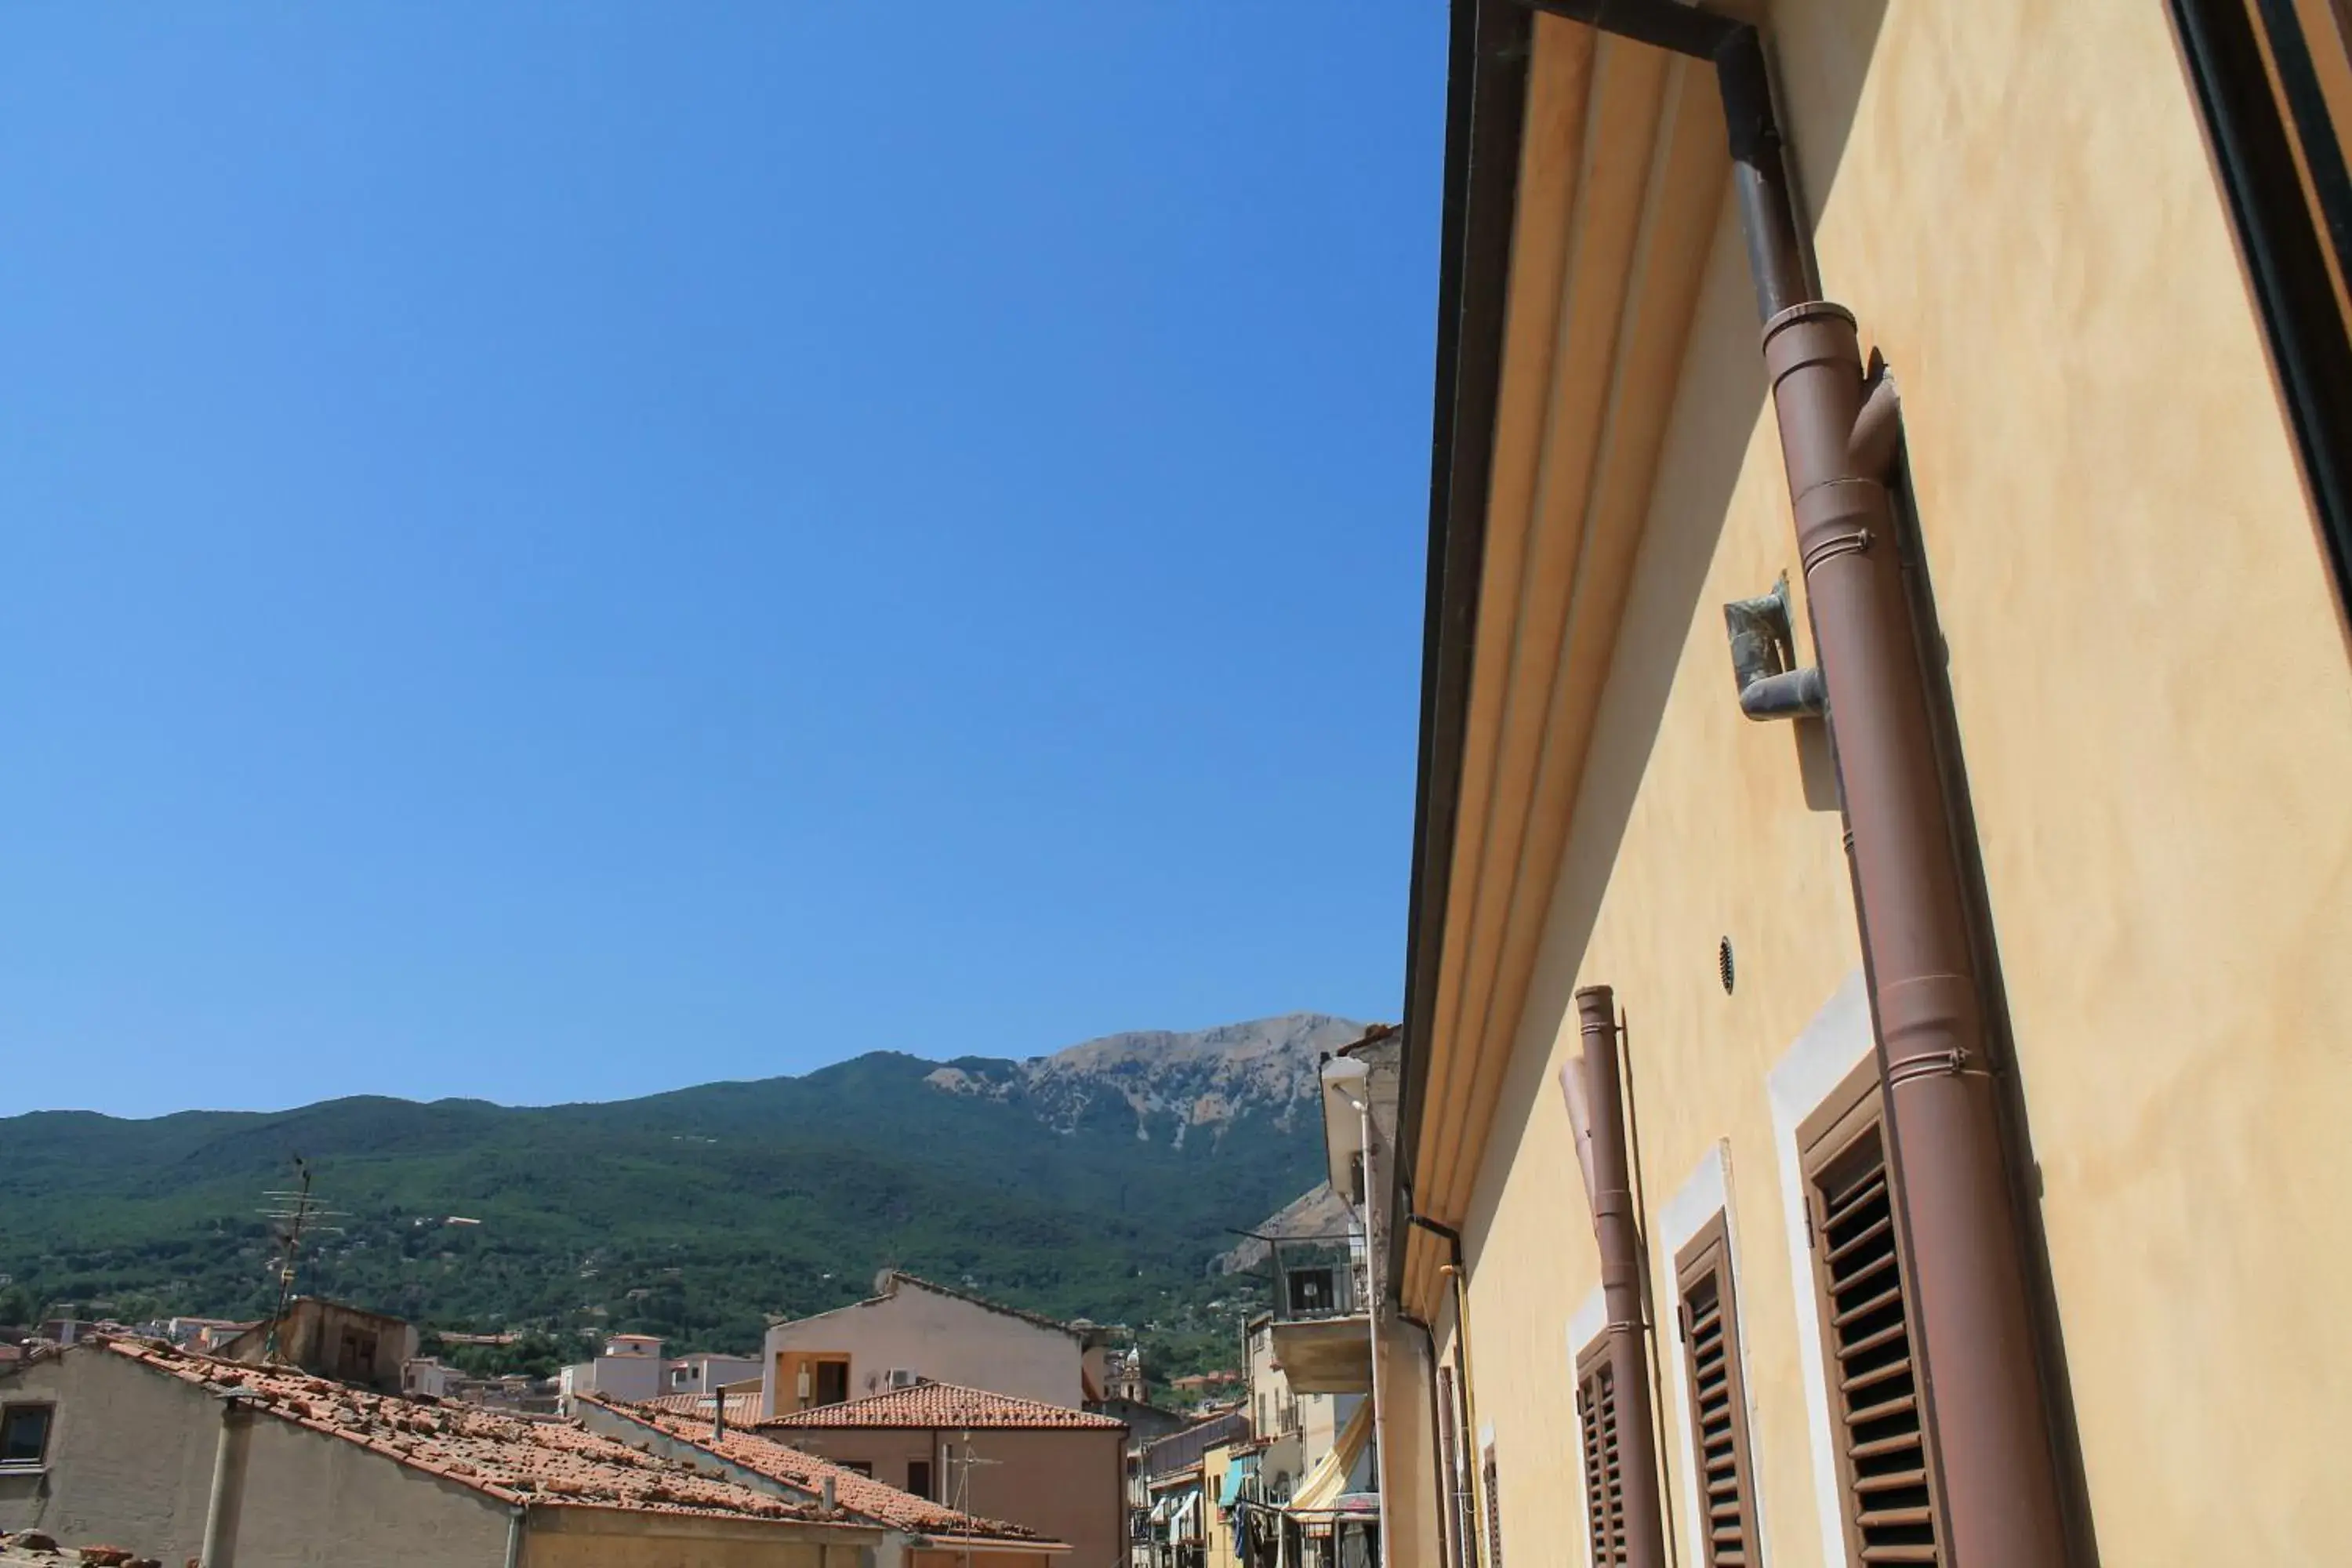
[{"x1": 922, "y1": 1013, "x2": 1374, "y2": 1147}]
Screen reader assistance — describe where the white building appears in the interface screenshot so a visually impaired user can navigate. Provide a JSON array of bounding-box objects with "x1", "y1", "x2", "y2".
[{"x1": 762, "y1": 1271, "x2": 1105, "y2": 1418}]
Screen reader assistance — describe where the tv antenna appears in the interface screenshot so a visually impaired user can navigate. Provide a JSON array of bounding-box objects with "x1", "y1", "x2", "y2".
[
  {"x1": 258, "y1": 1155, "x2": 345, "y2": 1358},
  {"x1": 946, "y1": 1430, "x2": 1004, "y2": 1523}
]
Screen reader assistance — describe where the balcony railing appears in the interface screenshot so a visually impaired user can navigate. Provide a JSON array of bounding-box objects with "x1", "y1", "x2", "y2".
[
  {"x1": 1144, "y1": 1410, "x2": 1252, "y2": 1479},
  {"x1": 1265, "y1": 1233, "x2": 1364, "y2": 1323}
]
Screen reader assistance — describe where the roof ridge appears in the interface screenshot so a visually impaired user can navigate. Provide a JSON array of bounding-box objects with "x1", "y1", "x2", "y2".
[{"x1": 754, "y1": 1377, "x2": 1126, "y2": 1431}]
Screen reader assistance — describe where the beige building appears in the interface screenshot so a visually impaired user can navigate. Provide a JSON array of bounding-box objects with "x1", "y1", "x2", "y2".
[
  {"x1": 1370, "y1": 2, "x2": 2352, "y2": 1567},
  {"x1": 0, "y1": 1337, "x2": 880, "y2": 1566},
  {"x1": 765, "y1": 1273, "x2": 1106, "y2": 1419},
  {"x1": 756, "y1": 1381, "x2": 1128, "y2": 1568}
]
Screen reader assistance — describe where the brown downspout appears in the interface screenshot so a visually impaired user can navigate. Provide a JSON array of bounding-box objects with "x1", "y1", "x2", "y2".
[
  {"x1": 1497, "y1": 5, "x2": 2073, "y2": 1563},
  {"x1": 1759, "y1": 256, "x2": 2071, "y2": 1568},
  {"x1": 1573, "y1": 986, "x2": 1666, "y2": 1568}
]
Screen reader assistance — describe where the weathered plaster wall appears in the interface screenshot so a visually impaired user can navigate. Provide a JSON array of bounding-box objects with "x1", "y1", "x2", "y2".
[{"x1": 1447, "y1": 1, "x2": 2352, "y2": 1565}]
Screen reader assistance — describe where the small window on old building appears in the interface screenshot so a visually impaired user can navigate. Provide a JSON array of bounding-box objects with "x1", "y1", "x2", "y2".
[
  {"x1": 1800, "y1": 1062, "x2": 1943, "y2": 1566},
  {"x1": 908, "y1": 1459, "x2": 933, "y2": 1499},
  {"x1": 1573, "y1": 1337, "x2": 1624, "y2": 1566},
  {"x1": 1, "y1": 1405, "x2": 53, "y2": 1467},
  {"x1": 1675, "y1": 1214, "x2": 1760, "y2": 1568},
  {"x1": 840, "y1": 1460, "x2": 874, "y2": 1478}
]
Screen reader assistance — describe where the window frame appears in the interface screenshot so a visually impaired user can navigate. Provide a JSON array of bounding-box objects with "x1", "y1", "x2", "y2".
[
  {"x1": 0, "y1": 1403, "x2": 55, "y2": 1469},
  {"x1": 1673, "y1": 1214, "x2": 1762, "y2": 1568}
]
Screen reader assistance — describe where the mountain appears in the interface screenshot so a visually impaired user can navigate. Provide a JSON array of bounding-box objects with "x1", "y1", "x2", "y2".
[{"x1": 0, "y1": 1013, "x2": 1371, "y2": 1371}]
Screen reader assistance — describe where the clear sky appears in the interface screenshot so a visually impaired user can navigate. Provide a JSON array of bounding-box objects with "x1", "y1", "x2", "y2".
[{"x1": 0, "y1": 4, "x2": 1446, "y2": 1118}]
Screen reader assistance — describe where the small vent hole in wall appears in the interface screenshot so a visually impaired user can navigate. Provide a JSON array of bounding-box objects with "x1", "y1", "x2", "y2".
[{"x1": 1718, "y1": 936, "x2": 1736, "y2": 995}]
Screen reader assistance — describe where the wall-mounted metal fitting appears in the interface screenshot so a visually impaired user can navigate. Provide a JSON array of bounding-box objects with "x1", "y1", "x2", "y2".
[{"x1": 1722, "y1": 574, "x2": 1827, "y2": 721}]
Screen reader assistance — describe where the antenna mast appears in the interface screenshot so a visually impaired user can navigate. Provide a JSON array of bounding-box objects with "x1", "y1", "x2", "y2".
[{"x1": 257, "y1": 1156, "x2": 344, "y2": 1359}]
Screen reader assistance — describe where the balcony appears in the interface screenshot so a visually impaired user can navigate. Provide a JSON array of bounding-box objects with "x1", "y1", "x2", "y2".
[{"x1": 1265, "y1": 1234, "x2": 1370, "y2": 1395}]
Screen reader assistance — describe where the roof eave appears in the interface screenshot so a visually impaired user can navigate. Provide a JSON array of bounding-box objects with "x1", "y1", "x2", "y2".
[{"x1": 1392, "y1": 0, "x2": 1534, "y2": 1302}]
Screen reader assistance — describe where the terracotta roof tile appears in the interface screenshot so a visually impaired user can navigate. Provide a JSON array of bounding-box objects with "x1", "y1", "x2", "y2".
[
  {"x1": 635, "y1": 1390, "x2": 765, "y2": 1425},
  {"x1": 758, "y1": 1381, "x2": 1125, "y2": 1432},
  {"x1": 588, "y1": 1399, "x2": 1053, "y2": 1545},
  {"x1": 93, "y1": 1340, "x2": 858, "y2": 1529}
]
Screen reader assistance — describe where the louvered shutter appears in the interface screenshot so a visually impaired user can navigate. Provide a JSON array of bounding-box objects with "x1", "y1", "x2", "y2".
[
  {"x1": 1675, "y1": 1217, "x2": 1759, "y2": 1567},
  {"x1": 1575, "y1": 1339, "x2": 1625, "y2": 1565},
  {"x1": 1482, "y1": 1439, "x2": 1505, "y2": 1568},
  {"x1": 1805, "y1": 1098, "x2": 1944, "y2": 1566}
]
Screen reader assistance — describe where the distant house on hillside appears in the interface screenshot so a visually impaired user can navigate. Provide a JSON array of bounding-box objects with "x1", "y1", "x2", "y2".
[
  {"x1": 763, "y1": 1271, "x2": 1106, "y2": 1418},
  {"x1": 0, "y1": 1338, "x2": 879, "y2": 1566},
  {"x1": 557, "y1": 1330, "x2": 669, "y2": 1410}
]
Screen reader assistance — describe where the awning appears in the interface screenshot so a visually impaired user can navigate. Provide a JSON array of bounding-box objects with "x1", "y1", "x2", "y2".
[
  {"x1": 1150, "y1": 1496, "x2": 1177, "y2": 1525},
  {"x1": 1287, "y1": 1399, "x2": 1373, "y2": 1513},
  {"x1": 1219, "y1": 1452, "x2": 1260, "y2": 1506}
]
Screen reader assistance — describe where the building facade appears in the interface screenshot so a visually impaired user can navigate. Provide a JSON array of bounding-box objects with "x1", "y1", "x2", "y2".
[
  {"x1": 1377, "y1": 3, "x2": 2352, "y2": 1567},
  {"x1": 764, "y1": 1273, "x2": 1105, "y2": 1419}
]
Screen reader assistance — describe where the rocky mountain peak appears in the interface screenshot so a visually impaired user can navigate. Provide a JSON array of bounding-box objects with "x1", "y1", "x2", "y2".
[{"x1": 922, "y1": 1011, "x2": 1377, "y2": 1146}]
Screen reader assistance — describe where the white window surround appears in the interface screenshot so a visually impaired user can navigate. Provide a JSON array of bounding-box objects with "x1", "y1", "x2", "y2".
[
  {"x1": 1654, "y1": 1141, "x2": 1773, "y2": 1566},
  {"x1": 1766, "y1": 970, "x2": 1875, "y2": 1568},
  {"x1": 1564, "y1": 1285, "x2": 1606, "y2": 1560}
]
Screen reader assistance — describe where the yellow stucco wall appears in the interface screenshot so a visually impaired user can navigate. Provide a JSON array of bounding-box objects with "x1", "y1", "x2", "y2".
[{"x1": 1443, "y1": 2, "x2": 2352, "y2": 1566}]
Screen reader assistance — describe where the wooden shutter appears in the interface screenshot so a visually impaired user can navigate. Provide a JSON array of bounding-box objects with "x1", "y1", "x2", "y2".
[
  {"x1": 1802, "y1": 1071, "x2": 1944, "y2": 1566},
  {"x1": 1574, "y1": 1337, "x2": 1625, "y2": 1566},
  {"x1": 1482, "y1": 1438, "x2": 1505, "y2": 1568},
  {"x1": 1675, "y1": 1215, "x2": 1759, "y2": 1567}
]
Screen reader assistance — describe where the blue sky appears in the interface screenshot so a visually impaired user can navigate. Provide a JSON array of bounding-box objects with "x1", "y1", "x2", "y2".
[{"x1": 0, "y1": 5, "x2": 1446, "y2": 1117}]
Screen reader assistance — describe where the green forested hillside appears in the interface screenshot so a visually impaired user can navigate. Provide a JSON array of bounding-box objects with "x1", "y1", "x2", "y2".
[{"x1": 0, "y1": 1037, "x2": 1335, "y2": 1374}]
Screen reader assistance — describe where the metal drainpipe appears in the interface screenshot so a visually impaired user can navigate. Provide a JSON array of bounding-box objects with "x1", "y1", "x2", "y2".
[
  {"x1": 1354, "y1": 1091, "x2": 1393, "y2": 1568},
  {"x1": 198, "y1": 1393, "x2": 256, "y2": 1568},
  {"x1": 1574, "y1": 987, "x2": 1667, "y2": 1568},
  {"x1": 503, "y1": 1504, "x2": 526, "y2": 1568},
  {"x1": 1405, "y1": 1212, "x2": 1487, "y2": 1568},
  {"x1": 1515, "y1": 5, "x2": 2072, "y2": 1563}
]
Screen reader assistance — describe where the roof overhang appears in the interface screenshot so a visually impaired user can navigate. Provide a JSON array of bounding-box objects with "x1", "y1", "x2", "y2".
[{"x1": 1396, "y1": 0, "x2": 1734, "y2": 1320}]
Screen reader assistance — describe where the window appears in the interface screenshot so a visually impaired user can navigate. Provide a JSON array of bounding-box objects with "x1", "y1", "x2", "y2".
[
  {"x1": 338, "y1": 1328, "x2": 379, "y2": 1375},
  {"x1": 812, "y1": 1359, "x2": 850, "y2": 1407},
  {"x1": 838, "y1": 1460, "x2": 873, "y2": 1478},
  {"x1": 1434, "y1": 1366, "x2": 1464, "y2": 1568},
  {"x1": 908, "y1": 1459, "x2": 933, "y2": 1499},
  {"x1": 1801, "y1": 1069, "x2": 1942, "y2": 1565},
  {"x1": 1573, "y1": 1338, "x2": 1624, "y2": 1565},
  {"x1": 1, "y1": 1405, "x2": 53, "y2": 1467},
  {"x1": 1675, "y1": 1215, "x2": 1760, "y2": 1567},
  {"x1": 1481, "y1": 1438, "x2": 1504, "y2": 1568}
]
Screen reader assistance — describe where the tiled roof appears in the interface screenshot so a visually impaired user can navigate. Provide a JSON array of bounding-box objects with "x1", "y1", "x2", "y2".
[
  {"x1": 589, "y1": 1399, "x2": 1051, "y2": 1545},
  {"x1": 759, "y1": 1381, "x2": 1126, "y2": 1432},
  {"x1": 637, "y1": 1389, "x2": 765, "y2": 1425},
  {"x1": 97, "y1": 1340, "x2": 851, "y2": 1526}
]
